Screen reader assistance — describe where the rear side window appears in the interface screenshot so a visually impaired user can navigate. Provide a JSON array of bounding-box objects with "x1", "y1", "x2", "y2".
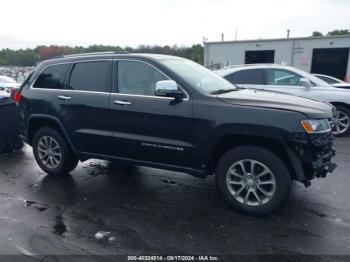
[
  {"x1": 32, "y1": 64, "x2": 69, "y2": 89},
  {"x1": 226, "y1": 69, "x2": 265, "y2": 85},
  {"x1": 69, "y1": 61, "x2": 109, "y2": 92}
]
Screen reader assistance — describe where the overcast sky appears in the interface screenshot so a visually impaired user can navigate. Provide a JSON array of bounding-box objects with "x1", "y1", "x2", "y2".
[{"x1": 0, "y1": 0, "x2": 349, "y2": 49}]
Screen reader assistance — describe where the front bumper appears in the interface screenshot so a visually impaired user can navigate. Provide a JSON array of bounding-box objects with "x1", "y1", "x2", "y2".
[{"x1": 290, "y1": 130, "x2": 337, "y2": 182}]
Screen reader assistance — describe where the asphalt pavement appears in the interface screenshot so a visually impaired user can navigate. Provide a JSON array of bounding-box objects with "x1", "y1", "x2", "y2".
[{"x1": 0, "y1": 138, "x2": 349, "y2": 261}]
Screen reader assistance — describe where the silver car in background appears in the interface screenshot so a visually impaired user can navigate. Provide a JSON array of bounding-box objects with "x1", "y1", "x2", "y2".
[
  {"x1": 0, "y1": 75, "x2": 21, "y2": 98},
  {"x1": 215, "y1": 64, "x2": 350, "y2": 137}
]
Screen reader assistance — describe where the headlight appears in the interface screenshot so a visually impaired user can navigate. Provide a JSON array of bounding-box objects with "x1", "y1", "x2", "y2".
[{"x1": 301, "y1": 119, "x2": 331, "y2": 134}]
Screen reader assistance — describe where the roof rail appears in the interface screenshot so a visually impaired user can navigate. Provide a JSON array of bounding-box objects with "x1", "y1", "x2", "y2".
[{"x1": 62, "y1": 51, "x2": 129, "y2": 58}]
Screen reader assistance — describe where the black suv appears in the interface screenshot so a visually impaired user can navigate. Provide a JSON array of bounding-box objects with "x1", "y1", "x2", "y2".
[{"x1": 16, "y1": 52, "x2": 336, "y2": 216}]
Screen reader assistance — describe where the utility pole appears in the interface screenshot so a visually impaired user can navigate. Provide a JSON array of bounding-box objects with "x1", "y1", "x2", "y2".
[
  {"x1": 221, "y1": 34, "x2": 224, "y2": 42},
  {"x1": 287, "y1": 29, "x2": 290, "y2": 39}
]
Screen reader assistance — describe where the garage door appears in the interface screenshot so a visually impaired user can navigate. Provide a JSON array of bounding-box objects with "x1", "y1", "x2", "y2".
[
  {"x1": 245, "y1": 50, "x2": 275, "y2": 64},
  {"x1": 311, "y1": 48, "x2": 349, "y2": 80}
]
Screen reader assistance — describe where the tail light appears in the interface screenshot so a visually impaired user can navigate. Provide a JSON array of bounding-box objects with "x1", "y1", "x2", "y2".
[{"x1": 14, "y1": 91, "x2": 22, "y2": 105}]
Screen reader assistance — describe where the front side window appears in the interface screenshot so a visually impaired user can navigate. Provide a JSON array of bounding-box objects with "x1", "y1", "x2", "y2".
[
  {"x1": 33, "y1": 64, "x2": 69, "y2": 89},
  {"x1": 228, "y1": 69, "x2": 265, "y2": 85},
  {"x1": 118, "y1": 61, "x2": 168, "y2": 96},
  {"x1": 266, "y1": 69, "x2": 302, "y2": 86},
  {"x1": 69, "y1": 61, "x2": 109, "y2": 92}
]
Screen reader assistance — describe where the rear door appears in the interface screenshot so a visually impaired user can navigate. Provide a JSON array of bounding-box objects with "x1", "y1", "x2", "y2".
[
  {"x1": 23, "y1": 64, "x2": 69, "y2": 134},
  {"x1": 109, "y1": 59, "x2": 193, "y2": 167},
  {"x1": 56, "y1": 60, "x2": 112, "y2": 155}
]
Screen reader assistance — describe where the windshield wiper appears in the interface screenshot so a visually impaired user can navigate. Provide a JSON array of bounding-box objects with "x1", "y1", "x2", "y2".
[{"x1": 210, "y1": 88, "x2": 237, "y2": 95}]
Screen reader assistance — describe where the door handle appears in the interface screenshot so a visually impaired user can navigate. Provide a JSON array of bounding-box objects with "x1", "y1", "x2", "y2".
[
  {"x1": 114, "y1": 100, "x2": 131, "y2": 106},
  {"x1": 57, "y1": 95, "x2": 72, "y2": 101}
]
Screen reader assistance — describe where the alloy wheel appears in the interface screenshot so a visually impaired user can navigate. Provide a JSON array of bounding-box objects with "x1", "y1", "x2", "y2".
[
  {"x1": 226, "y1": 159, "x2": 276, "y2": 206},
  {"x1": 333, "y1": 110, "x2": 350, "y2": 135},
  {"x1": 37, "y1": 136, "x2": 62, "y2": 169}
]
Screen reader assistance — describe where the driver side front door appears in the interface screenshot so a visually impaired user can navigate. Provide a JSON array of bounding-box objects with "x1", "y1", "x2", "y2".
[{"x1": 109, "y1": 60, "x2": 194, "y2": 168}]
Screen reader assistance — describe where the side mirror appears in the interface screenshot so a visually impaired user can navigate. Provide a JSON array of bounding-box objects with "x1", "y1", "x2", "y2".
[
  {"x1": 299, "y1": 78, "x2": 313, "y2": 89},
  {"x1": 155, "y1": 80, "x2": 185, "y2": 100}
]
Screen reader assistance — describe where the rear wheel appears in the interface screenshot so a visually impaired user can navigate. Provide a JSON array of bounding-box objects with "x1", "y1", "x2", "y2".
[
  {"x1": 33, "y1": 127, "x2": 78, "y2": 175},
  {"x1": 215, "y1": 145, "x2": 291, "y2": 216},
  {"x1": 333, "y1": 106, "x2": 350, "y2": 137}
]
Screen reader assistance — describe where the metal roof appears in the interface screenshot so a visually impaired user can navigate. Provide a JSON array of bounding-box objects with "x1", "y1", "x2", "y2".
[{"x1": 204, "y1": 34, "x2": 350, "y2": 45}]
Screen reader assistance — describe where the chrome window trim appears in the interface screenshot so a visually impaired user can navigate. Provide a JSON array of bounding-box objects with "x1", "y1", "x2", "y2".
[
  {"x1": 28, "y1": 58, "x2": 190, "y2": 101},
  {"x1": 114, "y1": 58, "x2": 190, "y2": 101},
  {"x1": 111, "y1": 92, "x2": 177, "y2": 100},
  {"x1": 57, "y1": 89, "x2": 110, "y2": 95}
]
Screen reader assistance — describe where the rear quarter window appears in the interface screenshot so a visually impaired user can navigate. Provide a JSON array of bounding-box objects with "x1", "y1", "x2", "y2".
[{"x1": 32, "y1": 64, "x2": 69, "y2": 89}]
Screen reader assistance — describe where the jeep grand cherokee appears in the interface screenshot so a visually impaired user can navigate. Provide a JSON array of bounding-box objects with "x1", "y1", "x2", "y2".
[{"x1": 16, "y1": 52, "x2": 336, "y2": 216}]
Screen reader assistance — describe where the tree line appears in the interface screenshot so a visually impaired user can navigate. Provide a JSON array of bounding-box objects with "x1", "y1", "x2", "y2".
[
  {"x1": 1, "y1": 28, "x2": 348, "y2": 67},
  {"x1": 0, "y1": 44, "x2": 204, "y2": 67},
  {"x1": 311, "y1": 29, "x2": 350, "y2": 37}
]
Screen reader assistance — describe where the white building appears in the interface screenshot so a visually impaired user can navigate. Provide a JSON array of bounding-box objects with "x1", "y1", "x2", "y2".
[{"x1": 204, "y1": 35, "x2": 350, "y2": 81}]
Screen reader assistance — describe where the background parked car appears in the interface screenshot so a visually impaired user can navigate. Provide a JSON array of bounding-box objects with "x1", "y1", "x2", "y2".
[
  {"x1": 313, "y1": 74, "x2": 350, "y2": 89},
  {"x1": 215, "y1": 64, "x2": 350, "y2": 137},
  {"x1": 0, "y1": 93, "x2": 23, "y2": 154},
  {"x1": 0, "y1": 75, "x2": 21, "y2": 98}
]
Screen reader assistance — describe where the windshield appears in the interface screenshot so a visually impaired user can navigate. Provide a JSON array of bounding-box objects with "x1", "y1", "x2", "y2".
[
  {"x1": 290, "y1": 67, "x2": 330, "y2": 87},
  {"x1": 315, "y1": 75, "x2": 341, "y2": 85},
  {"x1": 160, "y1": 59, "x2": 236, "y2": 94}
]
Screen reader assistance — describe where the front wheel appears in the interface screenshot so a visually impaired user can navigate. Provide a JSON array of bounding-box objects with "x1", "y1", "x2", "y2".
[
  {"x1": 333, "y1": 106, "x2": 350, "y2": 137},
  {"x1": 215, "y1": 146, "x2": 292, "y2": 216}
]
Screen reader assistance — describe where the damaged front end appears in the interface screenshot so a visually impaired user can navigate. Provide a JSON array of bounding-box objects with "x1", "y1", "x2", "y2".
[{"x1": 288, "y1": 128, "x2": 337, "y2": 187}]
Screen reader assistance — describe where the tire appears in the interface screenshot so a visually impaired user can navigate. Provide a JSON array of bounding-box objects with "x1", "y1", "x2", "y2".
[
  {"x1": 333, "y1": 106, "x2": 350, "y2": 137},
  {"x1": 215, "y1": 145, "x2": 292, "y2": 217},
  {"x1": 32, "y1": 127, "x2": 79, "y2": 175}
]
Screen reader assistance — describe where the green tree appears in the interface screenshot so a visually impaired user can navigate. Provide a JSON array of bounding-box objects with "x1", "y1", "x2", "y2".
[
  {"x1": 327, "y1": 29, "x2": 350, "y2": 36},
  {"x1": 312, "y1": 31, "x2": 323, "y2": 37},
  {"x1": 0, "y1": 44, "x2": 204, "y2": 66},
  {"x1": 189, "y1": 44, "x2": 204, "y2": 64},
  {"x1": 0, "y1": 48, "x2": 39, "y2": 66}
]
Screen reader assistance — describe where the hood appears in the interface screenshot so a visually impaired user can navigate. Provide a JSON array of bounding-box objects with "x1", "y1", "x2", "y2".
[
  {"x1": 217, "y1": 88, "x2": 333, "y2": 119},
  {"x1": 316, "y1": 83, "x2": 350, "y2": 91}
]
